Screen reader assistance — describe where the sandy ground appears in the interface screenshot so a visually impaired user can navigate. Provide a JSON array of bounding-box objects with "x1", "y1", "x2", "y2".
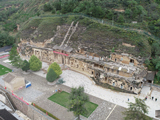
[{"x1": 3, "y1": 60, "x2": 160, "y2": 119}]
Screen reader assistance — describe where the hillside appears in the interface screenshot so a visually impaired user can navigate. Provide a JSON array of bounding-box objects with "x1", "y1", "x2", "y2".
[
  {"x1": 20, "y1": 15, "x2": 151, "y2": 58},
  {"x1": 0, "y1": 0, "x2": 160, "y2": 58}
]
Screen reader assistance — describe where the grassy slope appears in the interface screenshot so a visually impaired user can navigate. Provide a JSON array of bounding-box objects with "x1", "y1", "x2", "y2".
[
  {"x1": 20, "y1": 15, "x2": 151, "y2": 57},
  {"x1": 48, "y1": 91, "x2": 98, "y2": 118}
]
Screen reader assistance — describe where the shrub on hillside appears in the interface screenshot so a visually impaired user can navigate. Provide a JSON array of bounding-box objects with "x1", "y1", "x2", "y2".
[{"x1": 29, "y1": 55, "x2": 42, "y2": 71}]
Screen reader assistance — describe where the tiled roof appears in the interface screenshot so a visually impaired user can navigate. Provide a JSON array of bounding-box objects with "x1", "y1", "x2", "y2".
[{"x1": 2, "y1": 73, "x2": 16, "y2": 83}]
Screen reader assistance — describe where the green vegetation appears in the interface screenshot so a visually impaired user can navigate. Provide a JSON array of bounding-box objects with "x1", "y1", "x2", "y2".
[
  {"x1": 43, "y1": 0, "x2": 160, "y2": 38},
  {"x1": 0, "y1": 32, "x2": 15, "y2": 47},
  {"x1": 29, "y1": 55, "x2": 42, "y2": 71},
  {"x1": 47, "y1": 62, "x2": 62, "y2": 76},
  {"x1": 46, "y1": 68, "x2": 58, "y2": 82},
  {"x1": 0, "y1": 64, "x2": 12, "y2": 76},
  {"x1": 145, "y1": 41, "x2": 160, "y2": 84},
  {"x1": 1, "y1": 0, "x2": 160, "y2": 84},
  {"x1": 31, "y1": 103, "x2": 60, "y2": 120},
  {"x1": 22, "y1": 60, "x2": 30, "y2": 72},
  {"x1": 9, "y1": 45, "x2": 24, "y2": 68},
  {"x1": 48, "y1": 91, "x2": 98, "y2": 118},
  {"x1": 123, "y1": 97, "x2": 152, "y2": 120}
]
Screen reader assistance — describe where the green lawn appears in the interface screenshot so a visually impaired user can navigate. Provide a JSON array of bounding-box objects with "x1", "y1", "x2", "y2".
[
  {"x1": 48, "y1": 91, "x2": 98, "y2": 118},
  {"x1": 0, "y1": 64, "x2": 12, "y2": 76}
]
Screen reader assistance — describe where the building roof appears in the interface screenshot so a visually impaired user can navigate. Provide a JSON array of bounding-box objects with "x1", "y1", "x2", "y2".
[
  {"x1": 104, "y1": 64, "x2": 111, "y2": 68},
  {"x1": 3, "y1": 73, "x2": 16, "y2": 83},
  {"x1": 121, "y1": 68, "x2": 128, "y2": 72},
  {"x1": 146, "y1": 71, "x2": 156, "y2": 81},
  {"x1": 0, "y1": 109, "x2": 18, "y2": 120},
  {"x1": 2, "y1": 73, "x2": 21, "y2": 83},
  {"x1": 53, "y1": 45, "x2": 73, "y2": 53},
  {"x1": 113, "y1": 66, "x2": 119, "y2": 70}
]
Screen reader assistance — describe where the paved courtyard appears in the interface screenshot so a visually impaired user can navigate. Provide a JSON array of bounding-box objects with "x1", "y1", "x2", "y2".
[{"x1": 0, "y1": 56, "x2": 160, "y2": 120}]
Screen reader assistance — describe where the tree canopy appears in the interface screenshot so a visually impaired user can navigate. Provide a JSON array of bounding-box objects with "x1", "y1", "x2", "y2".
[
  {"x1": 9, "y1": 45, "x2": 24, "y2": 68},
  {"x1": 22, "y1": 60, "x2": 30, "y2": 72},
  {"x1": 68, "y1": 86, "x2": 89, "y2": 120},
  {"x1": 29, "y1": 55, "x2": 42, "y2": 71},
  {"x1": 47, "y1": 62, "x2": 62, "y2": 76},
  {"x1": 123, "y1": 97, "x2": 150, "y2": 120},
  {"x1": 46, "y1": 68, "x2": 58, "y2": 82}
]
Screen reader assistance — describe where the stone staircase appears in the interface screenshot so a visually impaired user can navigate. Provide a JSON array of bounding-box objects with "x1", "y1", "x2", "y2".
[{"x1": 60, "y1": 21, "x2": 79, "y2": 47}]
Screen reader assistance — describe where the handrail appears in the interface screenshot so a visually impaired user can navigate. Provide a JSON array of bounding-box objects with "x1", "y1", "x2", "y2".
[{"x1": 0, "y1": 89, "x2": 16, "y2": 111}]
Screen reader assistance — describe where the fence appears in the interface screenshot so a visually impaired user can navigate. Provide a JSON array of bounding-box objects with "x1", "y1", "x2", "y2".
[{"x1": 28, "y1": 13, "x2": 160, "y2": 42}]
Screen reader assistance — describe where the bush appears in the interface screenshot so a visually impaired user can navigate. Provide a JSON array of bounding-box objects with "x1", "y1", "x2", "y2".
[
  {"x1": 52, "y1": 9, "x2": 56, "y2": 14},
  {"x1": 43, "y1": 3, "x2": 53, "y2": 12},
  {"x1": 22, "y1": 60, "x2": 30, "y2": 72},
  {"x1": 48, "y1": 62, "x2": 62, "y2": 76},
  {"x1": 29, "y1": 55, "x2": 42, "y2": 71},
  {"x1": 46, "y1": 68, "x2": 58, "y2": 82},
  {"x1": 56, "y1": 78, "x2": 65, "y2": 84}
]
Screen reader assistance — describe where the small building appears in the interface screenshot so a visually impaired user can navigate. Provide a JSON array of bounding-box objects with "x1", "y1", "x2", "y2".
[
  {"x1": 3, "y1": 73, "x2": 25, "y2": 92},
  {"x1": 145, "y1": 71, "x2": 156, "y2": 84}
]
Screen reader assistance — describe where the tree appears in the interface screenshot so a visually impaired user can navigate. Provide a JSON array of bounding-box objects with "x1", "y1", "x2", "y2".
[
  {"x1": 123, "y1": 97, "x2": 150, "y2": 120},
  {"x1": 117, "y1": 14, "x2": 125, "y2": 24},
  {"x1": 43, "y1": 3, "x2": 53, "y2": 12},
  {"x1": 22, "y1": 60, "x2": 30, "y2": 72},
  {"x1": 29, "y1": 55, "x2": 42, "y2": 71},
  {"x1": 9, "y1": 45, "x2": 24, "y2": 68},
  {"x1": 68, "y1": 86, "x2": 89, "y2": 120},
  {"x1": 53, "y1": 0, "x2": 61, "y2": 11},
  {"x1": 46, "y1": 68, "x2": 58, "y2": 82},
  {"x1": 47, "y1": 62, "x2": 62, "y2": 76},
  {"x1": 111, "y1": 47, "x2": 115, "y2": 52}
]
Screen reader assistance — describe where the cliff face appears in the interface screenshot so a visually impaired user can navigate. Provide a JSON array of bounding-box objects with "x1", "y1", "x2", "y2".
[{"x1": 20, "y1": 16, "x2": 151, "y2": 58}]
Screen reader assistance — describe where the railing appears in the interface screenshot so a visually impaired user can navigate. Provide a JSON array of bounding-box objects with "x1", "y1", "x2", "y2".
[{"x1": 0, "y1": 89, "x2": 16, "y2": 112}]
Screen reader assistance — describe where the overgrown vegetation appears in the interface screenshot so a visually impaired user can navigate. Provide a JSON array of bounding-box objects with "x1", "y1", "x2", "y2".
[
  {"x1": 43, "y1": 0, "x2": 160, "y2": 38},
  {"x1": 21, "y1": 15, "x2": 151, "y2": 57},
  {"x1": 0, "y1": 32, "x2": 15, "y2": 47},
  {"x1": 145, "y1": 40, "x2": 160, "y2": 85}
]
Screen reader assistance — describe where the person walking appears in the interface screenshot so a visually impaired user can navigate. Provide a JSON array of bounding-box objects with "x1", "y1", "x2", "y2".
[{"x1": 152, "y1": 96, "x2": 154, "y2": 100}]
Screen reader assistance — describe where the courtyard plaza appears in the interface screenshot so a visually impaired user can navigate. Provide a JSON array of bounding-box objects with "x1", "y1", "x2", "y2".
[{"x1": 0, "y1": 56, "x2": 159, "y2": 120}]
